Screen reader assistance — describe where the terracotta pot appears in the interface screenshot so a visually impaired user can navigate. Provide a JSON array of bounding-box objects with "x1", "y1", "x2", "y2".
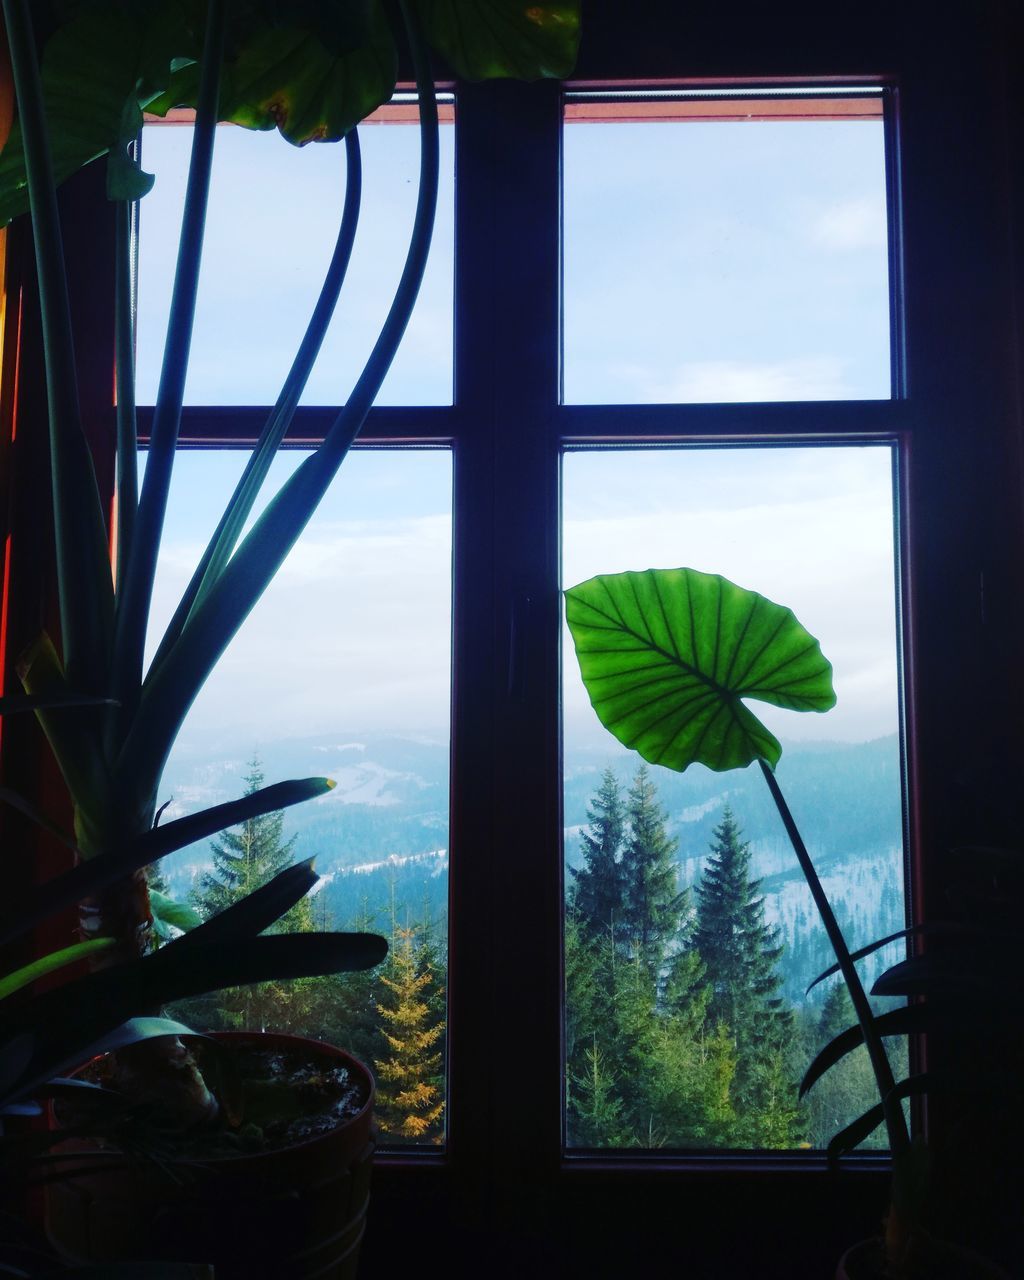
[
  {"x1": 836, "y1": 1236, "x2": 1011, "y2": 1280},
  {"x1": 45, "y1": 1033, "x2": 376, "y2": 1280}
]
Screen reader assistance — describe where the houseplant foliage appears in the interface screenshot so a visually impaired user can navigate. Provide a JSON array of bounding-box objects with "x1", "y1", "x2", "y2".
[
  {"x1": 564, "y1": 567, "x2": 949, "y2": 1278},
  {"x1": 0, "y1": 0, "x2": 580, "y2": 1138}
]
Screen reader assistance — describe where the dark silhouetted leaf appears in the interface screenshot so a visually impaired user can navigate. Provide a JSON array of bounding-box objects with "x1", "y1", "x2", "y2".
[{"x1": 421, "y1": 0, "x2": 582, "y2": 80}]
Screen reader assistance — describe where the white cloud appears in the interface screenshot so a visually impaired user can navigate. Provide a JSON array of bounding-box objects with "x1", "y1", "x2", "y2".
[
  {"x1": 811, "y1": 197, "x2": 887, "y2": 251},
  {"x1": 651, "y1": 356, "x2": 849, "y2": 403}
]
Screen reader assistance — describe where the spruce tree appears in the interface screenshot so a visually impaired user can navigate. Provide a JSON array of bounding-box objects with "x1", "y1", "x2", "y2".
[
  {"x1": 569, "y1": 768, "x2": 626, "y2": 942},
  {"x1": 692, "y1": 805, "x2": 790, "y2": 1109},
  {"x1": 375, "y1": 925, "x2": 445, "y2": 1144},
  {"x1": 306, "y1": 897, "x2": 387, "y2": 1067},
  {"x1": 195, "y1": 758, "x2": 312, "y2": 932},
  {"x1": 569, "y1": 1036, "x2": 626, "y2": 1148},
  {"x1": 620, "y1": 764, "x2": 685, "y2": 978},
  {"x1": 181, "y1": 757, "x2": 315, "y2": 1033}
]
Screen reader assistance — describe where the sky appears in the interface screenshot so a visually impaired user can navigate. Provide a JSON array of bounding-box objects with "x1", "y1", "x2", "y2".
[{"x1": 137, "y1": 105, "x2": 897, "y2": 756}]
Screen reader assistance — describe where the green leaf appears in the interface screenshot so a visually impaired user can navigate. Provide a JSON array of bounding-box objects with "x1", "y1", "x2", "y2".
[
  {"x1": 147, "y1": 1, "x2": 398, "y2": 144},
  {"x1": 825, "y1": 1103, "x2": 886, "y2": 1159},
  {"x1": 0, "y1": 776, "x2": 335, "y2": 947},
  {"x1": 0, "y1": 5, "x2": 195, "y2": 225},
  {"x1": 565, "y1": 568, "x2": 836, "y2": 774},
  {"x1": 0, "y1": 937, "x2": 116, "y2": 1003},
  {"x1": 799, "y1": 1004, "x2": 930, "y2": 1098},
  {"x1": 804, "y1": 922, "x2": 961, "y2": 995},
  {"x1": 1, "y1": 1015, "x2": 202, "y2": 1109},
  {"x1": 421, "y1": 0, "x2": 582, "y2": 80},
  {"x1": 15, "y1": 633, "x2": 107, "y2": 811},
  {"x1": 872, "y1": 950, "x2": 1022, "y2": 1005},
  {"x1": 171, "y1": 859, "x2": 319, "y2": 946},
  {"x1": 149, "y1": 889, "x2": 202, "y2": 936}
]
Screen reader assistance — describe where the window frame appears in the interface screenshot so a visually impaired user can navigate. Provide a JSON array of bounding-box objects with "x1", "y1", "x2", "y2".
[{"x1": 3, "y1": 4, "x2": 1022, "y2": 1271}]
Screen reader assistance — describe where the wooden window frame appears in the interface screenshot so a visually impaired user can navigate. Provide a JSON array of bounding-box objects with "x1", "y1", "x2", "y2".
[{"x1": 3, "y1": 5, "x2": 1022, "y2": 1274}]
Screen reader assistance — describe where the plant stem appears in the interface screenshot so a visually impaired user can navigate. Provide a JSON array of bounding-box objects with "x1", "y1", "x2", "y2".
[
  {"x1": 758, "y1": 758, "x2": 910, "y2": 1157},
  {"x1": 111, "y1": 0, "x2": 226, "y2": 730},
  {"x1": 119, "y1": 0, "x2": 441, "y2": 801},
  {"x1": 114, "y1": 194, "x2": 138, "y2": 596},
  {"x1": 1, "y1": 0, "x2": 114, "y2": 689},
  {"x1": 148, "y1": 127, "x2": 364, "y2": 678}
]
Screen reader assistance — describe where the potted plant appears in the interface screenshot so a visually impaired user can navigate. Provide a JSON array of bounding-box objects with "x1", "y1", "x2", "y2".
[
  {"x1": 0, "y1": 0, "x2": 581, "y2": 1272},
  {"x1": 565, "y1": 566, "x2": 1009, "y2": 1279}
]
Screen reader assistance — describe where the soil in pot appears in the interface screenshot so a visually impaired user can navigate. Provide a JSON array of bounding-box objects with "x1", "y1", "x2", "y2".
[{"x1": 45, "y1": 1033, "x2": 376, "y2": 1280}]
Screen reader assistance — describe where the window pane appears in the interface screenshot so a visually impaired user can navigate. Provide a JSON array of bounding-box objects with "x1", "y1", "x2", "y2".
[
  {"x1": 137, "y1": 103, "x2": 454, "y2": 406},
  {"x1": 562, "y1": 92, "x2": 891, "y2": 404},
  {"x1": 148, "y1": 449, "x2": 451, "y2": 1149},
  {"x1": 562, "y1": 445, "x2": 906, "y2": 1151}
]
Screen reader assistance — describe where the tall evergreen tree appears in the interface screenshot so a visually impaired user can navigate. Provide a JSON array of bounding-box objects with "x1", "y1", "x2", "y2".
[
  {"x1": 692, "y1": 805, "x2": 790, "y2": 1109},
  {"x1": 375, "y1": 925, "x2": 445, "y2": 1144},
  {"x1": 569, "y1": 1035, "x2": 626, "y2": 1148},
  {"x1": 179, "y1": 757, "x2": 315, "y2": 1033},
  {"x1": 306, "y1": 897, "x2": 387, "y2": 1066},
  {"x1": 195, "y1": 758, "x2": 313, "y2": 934},
  {"x1": 620, "y1": 764, "x2": 685, "y2": 977},
  {"x1": 569, "y1": 768, "x2": 626, "y2": 942}
]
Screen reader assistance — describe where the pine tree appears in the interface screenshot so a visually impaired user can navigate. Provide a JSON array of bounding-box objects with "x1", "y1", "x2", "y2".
[
  {"x1": 375, "y1": 925, "x2": 445, "y2": 1144},
  {"x1": 569, "y1": 768, "x2": 626, "y2": 942},
  {"x1": 620, "y1": 764, "x2": 685, "y2": 978},
  {"x1": 692, "y1": 806, "x2": 790, "y2": 1109},
  {"x1": 305, "y1": 897, "x2": 387, "y2": 1067},
  {"x1": 180, "y1": 757, "x2": 315, "y2": 1033},
  {"x1": 568, "y1": 1036, "x2": 626, "y2": 1148},
  {"x1": 195, "y1": 758, "x2": 312, "y2": 932}
]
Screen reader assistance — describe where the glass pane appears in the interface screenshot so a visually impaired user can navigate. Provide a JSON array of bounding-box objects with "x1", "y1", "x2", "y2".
[
  {"x1": 148, "y1": 449, "x2": 451, "y2": 1148},
  {"x1": 137, "y1": 103, "x2": 454, "y2": 406},
  {"x1": 562, "y1": 445, "x2": 906, "y2": 1151},
  {"x1": 563, "y1": 93, "x2": 891, "y2": 404}
]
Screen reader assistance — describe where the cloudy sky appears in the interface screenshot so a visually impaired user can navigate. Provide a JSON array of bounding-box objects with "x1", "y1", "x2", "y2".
[{"x1": 138, "y1": 105, "x2": 897, "y2": 758}]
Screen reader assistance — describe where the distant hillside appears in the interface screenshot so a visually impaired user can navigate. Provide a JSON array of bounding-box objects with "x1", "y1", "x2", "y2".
[{"x1": 159, "y1": 730, "x2": 907, "y2": 1005}]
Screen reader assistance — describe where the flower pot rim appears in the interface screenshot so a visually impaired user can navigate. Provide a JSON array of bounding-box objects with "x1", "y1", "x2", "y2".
[{"x1": 69, "y1": 1029, "x2": 375, "y2": 1167}]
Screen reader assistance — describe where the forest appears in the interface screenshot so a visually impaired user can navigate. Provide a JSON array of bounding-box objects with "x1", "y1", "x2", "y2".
[{"x1": 167, "y1": 760, "x2": 903, "y2": 1150}]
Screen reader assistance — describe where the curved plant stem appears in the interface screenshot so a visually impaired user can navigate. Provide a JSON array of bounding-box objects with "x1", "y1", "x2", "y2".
[
  {"x1": 119, "y1": 0, "x2": 441, "y2": 806},
  {"x1": 1, "y1": 0, "x2": 113, "y2": 690},
  {"x1": 111, "y1": 0, "x2": 226, "y2": 730},
  {"x1": 759, "y1": 758, "x2": 910, "y2": 1157},
  {"x1": 114, "y1": 195, "x2": 138, "y2": 597},
  {"x1": 148, "y1": 128, "x2": 364, "y2": 679}
]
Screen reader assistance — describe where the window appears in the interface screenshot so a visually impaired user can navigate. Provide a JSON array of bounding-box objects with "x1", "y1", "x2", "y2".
[
  {"x1": 138, "y1": 103, "x2": 456, "y2": 1149},
  {"x1": 137, "y1": 83, "x2": 907, "y2": 1158},
  {"x1": 5, "y1": 6, "x2": 1022, "y2": 1271}
]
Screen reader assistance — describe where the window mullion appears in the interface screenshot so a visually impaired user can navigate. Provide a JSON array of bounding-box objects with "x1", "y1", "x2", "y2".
[{"x1": 449, "y1": 77, "x2": 563, "y2": 1211}]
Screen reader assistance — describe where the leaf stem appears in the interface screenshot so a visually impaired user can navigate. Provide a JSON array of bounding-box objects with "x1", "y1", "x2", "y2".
[
  {"x1": 120, "y1": 0, "x2": 440, "y2": 802},
  {"x1": 148, "y1": 128, "x2": 363, "y2": 678},
  {"x1": 758, "y1": 758, "x2": 910, "y2": 1156},
  {"x1": 111, "y1": 0, "x2": 226, "y2": 728},
  {"x1": 113, "y1": 194, "x2": 138, "y2": 595}
]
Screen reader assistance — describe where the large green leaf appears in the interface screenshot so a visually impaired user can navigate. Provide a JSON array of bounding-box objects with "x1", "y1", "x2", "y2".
[
  {"x1": 421, "y1": 0, "x2": 582, "y2": 80},
  {"x1": 565, "y1": 568, "x2": 836, "y2": 774},
  {"x1": 146, "y1": 0, "x2": 397, "y2": 144},
  {"x1": 0, "y1": 3, "x2": 200, "y2": 225}
]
